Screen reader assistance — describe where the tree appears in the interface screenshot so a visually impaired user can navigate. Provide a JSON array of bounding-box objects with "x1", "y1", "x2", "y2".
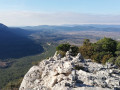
[
  {"x1": 70, "y1": 45, "x2": 79, "y2": 56},
  {"x1": 93, "y1": 43, "x2": 103, "y2": 52},
  {"x1": 101, "y1": 54, "x2": 112, "y2": 64},
  {"x1": 91, "y1": 52, "x2": 112, "y2": 63},
  {"x1": 115, "y1": 56, "x2": 120, "y2": 67},
  {"x1": 117, "y1": 42, "x2": 120, "y2": 51},
  {"x1": 56, "y1": 43, "x2": 79, "y2": 56},
  {"x1": 56, "y1": 43, "x2": 70, "y2": 52},
  {"x1": 91, "y1": 53, "x2": 101, "y2": 63},
  {"x1": 83, "y1": 39, "x2": 91, "y2": 46},
  {"x1": 79, "y1": 39, "x2": 94, "y2": 59},
  {"x1": 115, "y1": 51, "x2": 120, "y2": 56},
  {"x1": 96, "y1": 37, "x2": 117, "y2": 54},
  {"x1": 108, "y1": 57, "x2": 116, "y2": 64}
]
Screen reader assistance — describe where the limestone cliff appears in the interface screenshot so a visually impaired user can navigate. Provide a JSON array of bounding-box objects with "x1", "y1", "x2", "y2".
[{"x1": 19, "y1": 51, "x2": 120, "y2": 90}]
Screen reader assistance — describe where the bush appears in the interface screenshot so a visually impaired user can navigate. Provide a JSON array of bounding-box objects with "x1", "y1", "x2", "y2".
[
  {"x1": 57, "y1": 50, "x2": 66, "y2": 57},
  {"x1": 108, "y1": 57, "x2": 116, "y2": 64},
  {"x1": 56, "y1": 43, "x2": 70, "y2": 52},
  {"x1": 79, "y1": 39, "x2": 94, "y2": 59},
  {"x1": 83, "y1": 39, "x2": 91, "y2": 46},
  {"x1": 96, "y1": 37, "x2": 117, "y2": 53},
  {"x1": 115, "y1": 51, "x2": 120, "y2": 56},
  {"x1": 101, "y1": 54, "x2": 113, "y2": 64},
  {"x1": 115, "y1": 56, "x2": 120, "y2": 67},
  {"x1": 91, "y1": 53, "x2": 101, "y2": 63},
  {"x1": 70, "y1": 45, "x2": 79, "y2": 56},
  {"x1": 56, "y1": 44, "x2": 79, "y2": 56},
  {"x1": 117, "y1": 42, "x2": 120, "y2": 51},
  {"x1": 91, "y1": 52, "x2": 112, "y2": 63},
  {"x1": 56, "y1": 38, "x2": 120, "y2": 67}
]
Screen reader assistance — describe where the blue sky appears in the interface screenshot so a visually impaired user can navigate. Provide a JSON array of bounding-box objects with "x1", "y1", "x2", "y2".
[{"x1": 0, "y1": 0, "x2": 120, "y2": 26}]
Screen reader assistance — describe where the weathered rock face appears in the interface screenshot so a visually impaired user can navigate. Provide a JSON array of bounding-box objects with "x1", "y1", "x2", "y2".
[{"x1": 19, "y1": 51, "x2": 120, "y2": 90}]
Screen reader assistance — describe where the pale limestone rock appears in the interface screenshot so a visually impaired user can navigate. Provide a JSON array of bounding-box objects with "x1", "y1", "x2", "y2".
[
  {"x1": 66, "y1": 51, "x2": 72, "y2": 60},
  {"x1": 57, "y1": 74, "x2": 65, "y2": 82},
  {"x1": 19, "y1": 51, "x2": 120, "y2": 90},
  {"x1": 49, "y1": 76, "x2": 57, "y2": 87},
  {"x1": 19, "y1": 66, "x2": 41, "y2": 90},
  {"x1": 53, "y1": 51, "x2": 61, "y2": 60}
]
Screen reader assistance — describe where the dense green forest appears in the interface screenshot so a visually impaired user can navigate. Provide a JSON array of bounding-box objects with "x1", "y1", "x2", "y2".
[{"x1": 0, "y1": 43, "x2": 57, "y2": 90}]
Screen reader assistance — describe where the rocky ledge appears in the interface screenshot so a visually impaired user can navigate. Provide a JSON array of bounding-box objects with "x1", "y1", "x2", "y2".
[{"x1": 19, "y1": 51, "x2": 120, "y2": 90}]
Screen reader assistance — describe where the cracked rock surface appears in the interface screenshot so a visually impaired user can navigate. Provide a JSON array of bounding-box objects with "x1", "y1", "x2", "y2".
[{"x1": 19, "y1": 51, "x2": 120, "y2": 90}]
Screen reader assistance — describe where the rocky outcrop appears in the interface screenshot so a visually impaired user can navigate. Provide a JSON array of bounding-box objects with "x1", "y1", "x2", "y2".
[{"x1": 19, "y1": 51, "x2": 120, "y2": 90}]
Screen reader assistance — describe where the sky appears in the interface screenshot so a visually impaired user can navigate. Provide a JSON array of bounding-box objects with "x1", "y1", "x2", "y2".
[{"x1": 0, "y1": 0, "x2": 120, "y2": 26}]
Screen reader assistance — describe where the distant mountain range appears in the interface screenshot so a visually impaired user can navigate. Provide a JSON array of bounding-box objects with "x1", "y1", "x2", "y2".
[
  {"x1": 21, "y1": 24, "x2": 120, "y2": 32},
  {"x1": 0, "y1": 23, "x2": 44, "y2": 60}
]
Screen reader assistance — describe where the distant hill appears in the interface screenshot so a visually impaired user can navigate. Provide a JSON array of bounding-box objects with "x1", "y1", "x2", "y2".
[
  {"x1": 22, "y1": 25, "x2": 120, "y2": 32},
  {"x1": 0, "y1": 23, "x2": 44, "y2": 60}
]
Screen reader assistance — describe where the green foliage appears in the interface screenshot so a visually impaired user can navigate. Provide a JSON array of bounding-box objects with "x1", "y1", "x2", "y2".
[
  {"x1": 101, "y1": 54, "x2": 113, "y2": 64},
  {"x1": 96, "y1": 37, "x2": 117, "y2": 53},
  {"x1": 2, "y1": 78, "x2": 23, "y2": 90},
  {"x1": 32, "y1": 61, "x2": 40, "y2": 65},
  {"x1": 70, "y1": 45, "x2": 79, "y2": 56},
  {"x1": 115, "y1": 51, "x2": 120, "y2": 56},
  {"x1": 83, "y1": 39, "x2": 91, "y2": 46},
  {"x1": 56, "y1": 43, "x2": 79, "y2": 56},
  {"x1": 93, "y1": 43, "x2": 103, "y2": 52},
  {"x1": 57, "y1": 51, "x2": 66, "y2": 57},
  {"x1": 80, "y1": 38, "x2": 118, "y2": 65},
  {"x1": 115, "y1": 56, "x2": 120, "y2": 67},
  {"x1": 91, "y1": 53, "x2": 101, "y2": 63},
  {"x1": 79, "y1": 39, "x2": 94, "y2": 59},
  {"x1": 0, "y1": 43, "x2": 57, "y2": 89},
  {"x1": 108, "y1": 57, "x2": 116, "y2": 64},
  {"x1": 117, "y1": 42, "x2": 120, "y2": 51},
  {"x1": 56, "y1": 43, "x2": 70, "y2": 52}
]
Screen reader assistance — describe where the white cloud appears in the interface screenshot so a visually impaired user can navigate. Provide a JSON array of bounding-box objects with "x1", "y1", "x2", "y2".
[{"x1": 0, "y1": 11, "x2": 120, "y2": 26}]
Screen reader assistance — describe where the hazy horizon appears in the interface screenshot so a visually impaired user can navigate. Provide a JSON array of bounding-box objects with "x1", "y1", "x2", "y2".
[{"x1": 0, "y1": 0, "x2": 120, "y2": 26}]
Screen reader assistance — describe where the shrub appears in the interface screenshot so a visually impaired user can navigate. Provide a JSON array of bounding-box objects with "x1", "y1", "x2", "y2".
[
  {"x1": 108, "y1": 57, "x2": 116, "y2": 64},
  {"x1": 83, "y1": 39, "x2": 91, "y2": 46},
  {"x1": 71, "y1": 45, "x2": 79, "y2": 56},
  {"x1": 57, "y1": 51, "x2": 66, "y2": 57},
  {"x1": 91, "y1": 53, "x2": 101, "y2": 63},
  {"x1": 117, "y1": 42, "x2": 120, "y2": 51},
  {"x1": 115, "y1": 56, "x2": 120, "y2": 67},
  {"x1": 101, "y1": 54, "x2": 113, "y2": 64},
  {"x1": 115, "y1": 51, "x2": 120, "y2": 56},
  {"x1": 56, "y1": 43, "x2": 70, "y2": 52},
  {"x1": 56, "y1": 43, "x2": 79, "y2": 56},
  {"x1": 96, "y1": 37, "x2": 117, "y2": 53},
  {"x1": 79, "y1": 40, "x2": 94, "y2": 59}
]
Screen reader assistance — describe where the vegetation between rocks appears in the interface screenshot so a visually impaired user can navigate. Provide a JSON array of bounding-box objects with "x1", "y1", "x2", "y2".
[{"x1": 56, "y1": 37, "x2": 120, "y2": 67}]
